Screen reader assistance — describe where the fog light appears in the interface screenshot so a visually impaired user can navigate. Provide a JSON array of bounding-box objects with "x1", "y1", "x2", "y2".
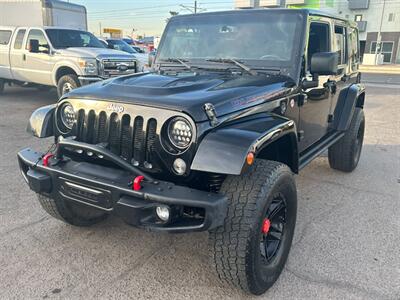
[
  {"x1": 156, "y1": 206, "x2": 170, "y2": 222},
  {"x1": 173, "y1": 158, "x2": 187, "y2": 175}
]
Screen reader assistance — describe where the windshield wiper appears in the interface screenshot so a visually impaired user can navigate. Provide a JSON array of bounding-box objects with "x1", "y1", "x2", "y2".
[
  {"x1": 206, "y1": 58, "x2": 258, "y2": 76},
  {"x1": 160, "y1": 58, "x2": 196, "y2": 71}
]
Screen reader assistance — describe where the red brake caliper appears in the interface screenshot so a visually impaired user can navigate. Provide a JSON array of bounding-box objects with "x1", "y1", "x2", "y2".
[{"x1": 262, "y1": 218, "x2": 271, "y2": 234}]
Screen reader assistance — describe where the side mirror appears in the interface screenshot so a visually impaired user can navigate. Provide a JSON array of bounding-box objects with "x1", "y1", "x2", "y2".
[
  {"x1": 29, "y1": 39, "x2": 39, "y2": 53},
  {"x1": 310, "y1": 52, "x2": 338, "y2": 75}
]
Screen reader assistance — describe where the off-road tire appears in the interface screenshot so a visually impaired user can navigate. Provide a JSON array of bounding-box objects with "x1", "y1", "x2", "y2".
[
  {"x1": 0, "y1": 79, "x2": 4, "y2": 94},
  {"x1": 37, "y1": 194, "x2": 107, "y2": 226},
  {"x1": 209, "y1": 160, "x2": 297, "y2": 295},
  {"x1": 328, "y1": 108, "x2": 365, "y2": 172},
  {"x1": 57, "y1": 74, "x2": 80, "y2": 98}
]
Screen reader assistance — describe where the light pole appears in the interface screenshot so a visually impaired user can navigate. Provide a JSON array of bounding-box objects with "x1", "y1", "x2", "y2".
[{"x1": 375, "y1": 0, "x2": 386, "y2": 65}]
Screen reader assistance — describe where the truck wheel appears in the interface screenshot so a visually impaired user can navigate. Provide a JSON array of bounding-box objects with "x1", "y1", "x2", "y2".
[
  {"x1": 57, "y1": 74, "x2": 80, "y2": 98},
  {"x1": 0, "y1": 79, "x2": 4, "y2": 94},
  {"x1": 37, "y1": 194, "x2": 107, "y2": 226},
  {"x1": 209, "y1": 160, "x2": 297, "y2": 295},
  {"x1": 328, "y1": 108, "x2": 365, "y2": 172}
]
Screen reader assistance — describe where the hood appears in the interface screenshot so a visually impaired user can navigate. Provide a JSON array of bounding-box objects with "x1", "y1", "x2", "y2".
[
  {"x1": 66, "y1": 72, "x2": 296, "y2": 122},
  {"x1": 57, "y1": 47, "x2": 136, "y2": 60}
]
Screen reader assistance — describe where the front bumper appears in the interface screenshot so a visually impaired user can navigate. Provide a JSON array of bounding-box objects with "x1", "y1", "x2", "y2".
[{"x1": 17, "y1": 147, "x2": 227, "y2": 233}]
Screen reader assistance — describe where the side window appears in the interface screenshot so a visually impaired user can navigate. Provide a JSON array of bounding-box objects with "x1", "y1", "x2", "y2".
[
  {"x1": 307, "y1": 22, "x2": 330, "y2": 70},
  {"x1": 334, "y1": 25, "x2": 348, "y2": 66},
  {"x1": 25, "y1": 29, "x2": 49, "y2": 53},
  {"x1": 14, "y1": 29, "x2": 26, "y2": 49},
  {"x1": 0, "y1": 30, "x2": 12, "y2": 45},
  {"x1": 348, "y1": 27, "x2": 359, "y2": 63}
]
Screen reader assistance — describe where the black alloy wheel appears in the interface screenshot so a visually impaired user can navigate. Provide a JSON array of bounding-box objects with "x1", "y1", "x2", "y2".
[{"x1": 260, "y1": 194, "x2": 287, "y2": 263}]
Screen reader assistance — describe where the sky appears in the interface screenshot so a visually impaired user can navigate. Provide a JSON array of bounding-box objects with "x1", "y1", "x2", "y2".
[{"x1": 72, "y1": 0, "x2": 235, "y2": 37}]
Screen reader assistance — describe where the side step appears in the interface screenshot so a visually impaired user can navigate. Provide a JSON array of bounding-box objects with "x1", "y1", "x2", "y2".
[{"x1": 299, "y1": 131, "x2": 345, "y2": 170}]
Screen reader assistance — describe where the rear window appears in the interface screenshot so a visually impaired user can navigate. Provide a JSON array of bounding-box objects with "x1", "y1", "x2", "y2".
[
  {"x1": 14, "y1": 29, "x2": 26, "y2": 49},
  {"x1": 0, "y1": 30, "x2": 12, "y2": 45}
]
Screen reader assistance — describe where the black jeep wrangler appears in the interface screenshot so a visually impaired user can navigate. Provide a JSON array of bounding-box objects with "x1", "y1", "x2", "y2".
[{"x1": 18, "y1": 9, "x2": 365, "y2": 295}]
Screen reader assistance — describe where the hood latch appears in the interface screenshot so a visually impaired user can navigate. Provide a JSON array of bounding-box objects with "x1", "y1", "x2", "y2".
[{"x1": 204, "y1": 103, "x2": 219, "y2": 127}]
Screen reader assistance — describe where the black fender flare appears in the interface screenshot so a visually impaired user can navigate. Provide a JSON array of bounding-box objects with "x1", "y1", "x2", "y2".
[
  {"x1": 190, "y1": 114, "x2": 298, "y2": 175},
  {"x1": 333, "y1": 83, "x2": 365, "y2": 131},
  {"x1": 27, "y1": 104, "x2": 56, "y2": 138}
]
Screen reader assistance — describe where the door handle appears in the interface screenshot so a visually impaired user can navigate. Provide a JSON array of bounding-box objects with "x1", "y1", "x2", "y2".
[{"x1": 22, "y1": 54, "x2": 26, "y2": 61}]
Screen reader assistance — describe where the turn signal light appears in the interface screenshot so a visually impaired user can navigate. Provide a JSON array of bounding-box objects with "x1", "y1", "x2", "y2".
[{"x1": 246, "y1": 152, "x2": 255, "y2": 165}]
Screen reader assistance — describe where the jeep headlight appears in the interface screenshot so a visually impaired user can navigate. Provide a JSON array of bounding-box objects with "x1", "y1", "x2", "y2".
[
  {"x1": 168, "y1": 117, "x2": 193, "y2": 149},
  {"x1": 78, "y1": 58, "x2": 98, "y2": 75},
  {"x1": 60, "y1": 102, "x2": 75, "y2": 130}
]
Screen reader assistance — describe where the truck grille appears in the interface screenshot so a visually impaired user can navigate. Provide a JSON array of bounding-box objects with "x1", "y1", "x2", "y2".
[
  {"x1": 100, "y1": 59, "x2": 137, "y2": 77},
  {"x1": 75, "y1": 109, "x2": 158, "y2": 167}
]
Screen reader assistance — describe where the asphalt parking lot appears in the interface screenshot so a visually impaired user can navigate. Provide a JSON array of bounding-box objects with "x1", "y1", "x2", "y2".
[{"x1": 0, "y1": 74, "x2": 399, "y2": 300}]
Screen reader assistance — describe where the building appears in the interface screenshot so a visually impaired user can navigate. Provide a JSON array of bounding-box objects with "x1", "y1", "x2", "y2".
[{"x1": 234, "y1": 0, "x2": 400, "y2": 64}]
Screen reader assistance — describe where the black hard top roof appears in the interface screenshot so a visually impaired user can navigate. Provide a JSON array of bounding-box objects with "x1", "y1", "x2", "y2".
[{"x1": 172, "y1": 8, "x2": 357, "y2": 27}]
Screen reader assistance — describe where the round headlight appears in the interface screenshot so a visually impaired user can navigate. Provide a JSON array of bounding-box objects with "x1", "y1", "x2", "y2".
[
  {"x1": 60, "y1": 103, "x2": 75, "y2": 130},
  {"x1": 168, "y1": 117, "x2": 193, "y2": 149}
]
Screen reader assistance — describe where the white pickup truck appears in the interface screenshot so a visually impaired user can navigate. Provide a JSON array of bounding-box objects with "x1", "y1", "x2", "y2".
[{"x1": 0, "y1": 26, "x2": 138, "y2": 97}]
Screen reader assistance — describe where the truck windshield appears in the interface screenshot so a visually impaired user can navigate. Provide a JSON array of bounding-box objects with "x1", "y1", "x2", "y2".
[
  {"x1": 158, "y1": 11, "x2": 304, "y2": 68},
  {"x1": 45, "y1": 29, "x2": 105, "y2": 49}
]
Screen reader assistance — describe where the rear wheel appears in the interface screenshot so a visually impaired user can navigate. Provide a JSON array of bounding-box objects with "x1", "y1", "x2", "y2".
[
  {"x1": 328, "y1": 108, "x2": 365, "y2": 172},
  {"x1": 57, "y1": 74, "x2": 80, "y2": 98},
  {"x1": 37, "y1": 194, "x2": 107, "y2": 226},
  {"x1": 209, "y1": 160, "x2": 297, "y2": 295}
]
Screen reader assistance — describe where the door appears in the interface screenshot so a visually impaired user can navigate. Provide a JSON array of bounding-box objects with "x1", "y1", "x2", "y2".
[
  {"x1": 9, "y1": 28, "x2": 28, "y2": 81},
  {"x1": 298, "y1": 20, "x2": 333, "y2": 152},
  {"x1": 0, "y1": 28, "x2": 13, "y2": 79},
  {"x1": 328, "y1": 23, "x2": 359, "y2": 126},
  {"x1": 23, "y1": 29, "x2": 53, "y2": 85}
]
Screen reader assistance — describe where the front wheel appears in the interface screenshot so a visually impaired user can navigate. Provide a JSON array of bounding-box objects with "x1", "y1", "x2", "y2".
[
  {"x1": 57, "y1": 74, "x2": 80, "y2": 98},
  {"x1": 209, "y1": 160, "x2": 297, "y2": 295}
]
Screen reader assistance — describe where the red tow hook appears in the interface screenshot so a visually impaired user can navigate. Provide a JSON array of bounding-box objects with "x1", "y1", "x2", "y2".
[
  {"x1": 42, "y1": 153, "x2": 54, "y2": 167},
  {"x1": 132, "y1": 175, "x2": 145, "y2": 191}
]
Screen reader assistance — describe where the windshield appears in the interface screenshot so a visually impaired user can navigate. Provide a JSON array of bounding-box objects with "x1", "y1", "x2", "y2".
[
  {"x1": 107, "y1": 39, "x2": 135, "y2": 53},
  {"x1": 45, "y1": 29, "x2": 105, "y2": 49},
  {"x1": 158, "y1": 11, "x2": 304, "y2": 68}
]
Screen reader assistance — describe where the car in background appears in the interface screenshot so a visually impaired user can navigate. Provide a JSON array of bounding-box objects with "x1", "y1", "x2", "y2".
[
  {"x1": 122, "y1": 37, "x2": 134, "y2": 45},
  {"x1": 0, "y1": 26, "x2": 137, "y2": 97},
  {"x1": 148, "y1": 49, "x2": 157, "y2": 67},
  {"x1": 132, "y1": 45, "x2": 146, "y2": 53},
  {"x1": 104, "y1": 39, "x2": 148, "y2": 72}
]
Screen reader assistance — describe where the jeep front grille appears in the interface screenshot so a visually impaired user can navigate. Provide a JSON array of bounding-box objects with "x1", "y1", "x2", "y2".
[{"x1": 75, "y1": 109, "x2": 158, "y2": 167}]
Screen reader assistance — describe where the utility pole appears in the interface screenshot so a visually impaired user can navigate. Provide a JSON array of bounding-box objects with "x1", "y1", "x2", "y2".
[
  {"x1": 375, "y1": 0, "x2": 386, "y2": 65},
  {"x1": 99, "y1": 22, "x2": 102, "y2": 37},
  {"x1": 180, "y1": 1, "x2": 205, "y2": 14}
]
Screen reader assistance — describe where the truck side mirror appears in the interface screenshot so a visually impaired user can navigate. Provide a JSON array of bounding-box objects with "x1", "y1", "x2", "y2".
[
  {"x1": 29, "y1": 39, "x2": 39, "y2": 53},
  {"x1": 310, "y1": 52, "x2": 338, "y2": 75}
]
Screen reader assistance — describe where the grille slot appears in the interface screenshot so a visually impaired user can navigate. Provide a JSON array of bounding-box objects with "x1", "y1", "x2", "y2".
[{"x1": 75, "y1": 110, "x2": 158, "y2": 167}]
